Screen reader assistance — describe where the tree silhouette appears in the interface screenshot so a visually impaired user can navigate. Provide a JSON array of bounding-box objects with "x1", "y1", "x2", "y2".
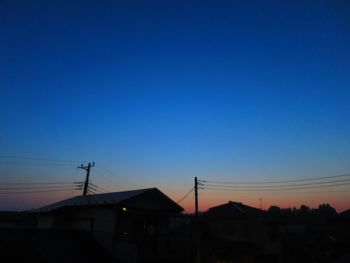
[
  {"x1": 317, "y1": 203, "x2": 337, "y2": 217},
  {"x1": 267, "y1": 205, "x2": 282, "y2": 216}
]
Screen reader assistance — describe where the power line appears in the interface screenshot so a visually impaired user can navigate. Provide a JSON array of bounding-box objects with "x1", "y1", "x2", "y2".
[
  {"x1": 203, "y1": 178, "x2": 350, "y2": 189},
  {"x1": 0, "y1": 185, "x2": 79, "y2": 191},
  {"x1": 202, "y1": 173, "x2": 350, "y2": 185},
  {"x1": 0, "y1": 182, "x2": 75, "y2": 185},
  {"x1": 0, "y1": 188, "x2": 78, "y2": 195},
  {"x1": 95, "y1": 185, "x2": 109, "y2": 193},
  {"x1": 70, "y1": 167, "x2": 80, "y2": 196},
  {"x1": 0, "y1": 161, "x2": 78, "y2": 166},
  {"x1": 87, "y1": 182, "x2": 108, "y2": 194},
  {"x1": 94, "y1": 172, "x2": 126, "y2": 191},
  {"x1": 89, "y1": 183, "x2": 109, "y2": 193},
  {"x1": 98, "y1": 175, "x2": 125, "y2": 190},
  {"x1": 0, "y1": 155, "x2": 80, "y2": 164},
  {"x1": 203, "y1": 181, "x2": 350, "y2": 192},
  {"x1": 177, "y1": 187, "x2": 194, "y2": 204},
  {"x1": 87, "y1": 188, "x2": 99, "y2": 195},
  {"x1": 88, "y1": 184, "x2": 99, "y2": 190},
  {"x1": 98, "y1": 165, "x2": 139, "y2": 188}
]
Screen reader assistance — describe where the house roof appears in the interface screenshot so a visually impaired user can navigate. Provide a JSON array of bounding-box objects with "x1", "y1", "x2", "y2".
[
  {"x1": 339, "y1": 208, "x2": 350, "y2": 218},
  {"x1": 34, "y1": 188, "x2": 183, "y2": 213},
  {"x1": 206, "y1": 201, "x2": 264, "y2": 218}
]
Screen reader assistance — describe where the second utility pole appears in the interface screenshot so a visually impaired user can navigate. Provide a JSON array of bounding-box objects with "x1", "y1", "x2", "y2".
[
  {"x1": 194, "y1": 177, "x2": 198, "y2": 216},
  {"x1": 194, "y1": 177, "x2": 200, "y2": 263},
  {"x1": 78, "y1": 162, "x2": 95, "y2": 196}
]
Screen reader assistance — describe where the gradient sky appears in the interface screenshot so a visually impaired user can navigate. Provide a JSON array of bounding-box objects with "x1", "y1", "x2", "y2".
[{"x1": 1, "y1": 0, "x2": 350, "y2": 212}]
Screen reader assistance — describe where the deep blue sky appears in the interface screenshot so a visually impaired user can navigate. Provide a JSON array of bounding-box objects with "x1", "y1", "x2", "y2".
[{"x1": 1, "y1": 0, "x2": 350, "y2": 210}]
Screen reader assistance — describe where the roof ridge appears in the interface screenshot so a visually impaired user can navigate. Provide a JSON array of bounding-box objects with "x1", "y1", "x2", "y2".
[
  {"x1": 32, "y1": 188, "x2": 159, "y2": 213},
  {"x1": 81, "y1": 187, "x2": 157, "y2": 197}
]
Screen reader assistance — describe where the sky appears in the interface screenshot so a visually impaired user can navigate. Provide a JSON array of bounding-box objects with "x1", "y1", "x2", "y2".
[{"x1": 1, "y1": 0, "x2": 350, "y2": 212}]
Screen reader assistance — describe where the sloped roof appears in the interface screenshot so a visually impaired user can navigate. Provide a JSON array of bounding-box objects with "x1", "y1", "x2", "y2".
[
  {"x1": 34, "y1": 188, "x2": 183, "y2": 213},
  {"x1": 339, "y1": 208, "x2": 350, "y2": 218},
  {"x1": 206, "y1": 201, "x2": 264, "y2": 218}
]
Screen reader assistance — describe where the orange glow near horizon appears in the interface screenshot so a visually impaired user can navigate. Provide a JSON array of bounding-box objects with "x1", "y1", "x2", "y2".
[
  {"x1": 168, "y1": 188, "x2": 350, "y2": 214},
  {"x1": 2, "y1": 185, "x2": 349, "y2": 213}
]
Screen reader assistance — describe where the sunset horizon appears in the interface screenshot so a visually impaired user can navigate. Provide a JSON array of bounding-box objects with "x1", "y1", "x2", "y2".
[{"x1": 1, "y1": 0, "x2": 349, "y2": 216}]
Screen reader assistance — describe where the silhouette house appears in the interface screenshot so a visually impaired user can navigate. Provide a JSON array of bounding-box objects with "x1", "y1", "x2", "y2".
[
  {"x1": 203, "y1": 201, "x2": 281, "y2": 262},
  {"x1": 206, "y1": 201, "x2": 264, "y2": 218},
  {"x1": 34, "y1": 188, "x2": 183, "y2": 263}
]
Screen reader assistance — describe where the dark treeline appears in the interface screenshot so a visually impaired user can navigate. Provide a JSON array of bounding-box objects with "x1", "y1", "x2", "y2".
[{"x1": 267, "y1": 203, "x2": 337, "y2": 218}]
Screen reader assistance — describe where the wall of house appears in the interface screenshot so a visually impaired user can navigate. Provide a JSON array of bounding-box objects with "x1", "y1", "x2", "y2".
[
  {"x1": 37, "y1": 214, "x2": 54, "y2": 229},
  {"x1": 33, "y1": 191, "x2": 183, "y2": 263},
  {"x1": 35, "y1": 208, "x2": 176, "y2": 263},
  {"x1": 113, "y1": 211, "x2": 152, "y2": 263},
  {"x1": 66, "y1": 207, "x2": 117, "y2": 252},
  {"x1": 112, "y1": 211, "x2": 174, "y2": 263},
  {"x1": 0, "y1": 221, "x2": 17, "y2": 228},
  {"x1": 206, "y1": 218, "x2": 281, "y2": 255},
  {"x1": 36, "y1": 207, "x2": 117, "y2": 253}
]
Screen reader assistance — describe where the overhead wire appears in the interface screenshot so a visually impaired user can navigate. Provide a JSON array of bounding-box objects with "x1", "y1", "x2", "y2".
[
  {"x1": 0, "y1": 184, "x2": 79, "y2": 191},
  {"x1": 0, "y1": 161, "x2": 79, "y2": 166},
  {"x1": 0, "y1": 156, "x2": 101, "y2": 197},
  {"x1": 94, "y1": 171, "x2": 128, "y2": 191},
  {"x1": 203, "y1": 178, "x2": 350, "y2": 189},
  {"x1": 201, "y1": 173, "x2": 350, "y2": 185},
  {"x1": 98, "y1": 165, "x2": 139, "y2": 189},
  {"x1": 177, "y1": 187, "x2": 194, "y2": 204},
  {"x1": 0, "y1": 182, "x2": 76, "y2": 185},
  {"x1": 203, "y1": 181, "x2": 350, "y2": 192},
  {"x1": 70, "y1": 167, "x2": 80, "y2": 196},
  {"x1": 0, "y1": 188, "x2": 78, "y2": 195},
  {"x1": 200, "y1": 173, "x2": 350, "y2": 195},
  {"x1": 0, "y1": 155, "x2": 80, "y2": 164},
  {"x1": 90, "y1": 183, "x2": 109, "y2": 193}
]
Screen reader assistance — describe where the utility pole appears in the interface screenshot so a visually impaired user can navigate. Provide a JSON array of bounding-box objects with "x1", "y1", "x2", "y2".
[
  {"x1": 195, "y1": 177, "x2": 198, "y2": 217},
  {"x1": 194, "y1": 177, "x2": 200, "y2": 263},
  {"x1": 78, "y1": 162, "x2": 95, "y2": 196}
]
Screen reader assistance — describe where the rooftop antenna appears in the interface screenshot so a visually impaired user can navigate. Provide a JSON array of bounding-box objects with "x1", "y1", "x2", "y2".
[{"x1": 259, "y1": 197, "x2": 263, "y2": 210}]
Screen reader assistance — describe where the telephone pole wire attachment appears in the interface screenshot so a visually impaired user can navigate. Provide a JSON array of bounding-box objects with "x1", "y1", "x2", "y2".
[{"x1": 78, "y1": 162, "x2": 95, "y2": 196}]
